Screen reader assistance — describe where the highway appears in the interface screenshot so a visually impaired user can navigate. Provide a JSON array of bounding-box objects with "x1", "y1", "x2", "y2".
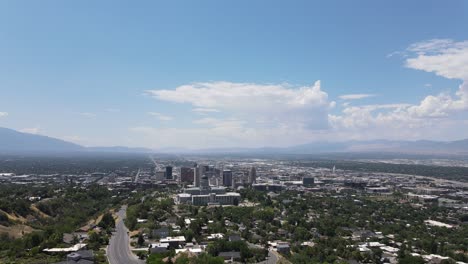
[
  {"x1": 134, "y1": 168, "x2": 141, "y2": 183},
  {"x1": 107, "y1": 206, "x2": 145, "y2": 264}
]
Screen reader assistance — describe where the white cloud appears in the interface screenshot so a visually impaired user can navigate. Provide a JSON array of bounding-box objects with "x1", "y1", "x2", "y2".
[
  {"x1": 192, "y1": 108, "x2": 220, "y2": 113},
  {"x1": 406, "y1": 39, "x2": 468, "y2": 80},
  {"x1": 147, "y1": 81, "x2": 329, "y2": 109},
  {"x1": 387, "y1": 51, "x2": 403, "y2": 58},
  {"x1": 329, "y1": 39, "x2": 468, "y2": 141},
  {"x1": 147, "y1": 81, "x2": 332, "y2": 130},
  {"x1": 20, "y1": 127, "x2": 42, "y2": 134},
  {"x1": 138, "y1": 81, "x2": 335, "y2": 148},
  {"x1": 0, "y1": 112, "x2": 8, "y2": 117},
  {"x1": 405, "y1": 39, "x2": 468, "y2": 115},
  {"x1": 339, "y1": 94, "x2": 376, "y2": 100},
  {"x1": 148, "y1": 112, "x2": 173, "y2": 121},
  {"x1": 136, "y1": 39, "x2": 468, "y2": 148}
]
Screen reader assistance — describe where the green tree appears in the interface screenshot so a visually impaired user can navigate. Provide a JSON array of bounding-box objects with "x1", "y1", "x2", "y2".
[
  {"x1": 193, "y1": 253, "x2": 224, "y2": 264},
  {"x1": 399, "y1": 255, "x2": 425, "y2": 264},
  {"x1": 138, "y1": 233, "x2": 145, "y2": 247},
  {"x1": 98, "y1": 212, "x2": 115, "y2": 230}
]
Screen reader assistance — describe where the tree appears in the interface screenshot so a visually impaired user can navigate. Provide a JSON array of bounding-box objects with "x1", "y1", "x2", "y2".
[
  {"x1": 88, "y1": 231, "x2": 103, "y2": 250},
  {"x1": 193, "y1": 253, "x2": 224, "y2": 264},
  {"x1": 137, "y1": 233, "x2": 145, "y2": 247},
  {"x1": 183, "y1": 229, "x2": 195, "y2": 242},
  {"x1": 98, "y1": 212, "x2": 115, "y2": 230},
  {"x1": 399, "y1": 255, "x2": 425, "y2": 264},
  {"x1": 460, "y1": 214, "x2": 468, "y2": 222},
  {"x1": 294, "y1": 226, "x2": 311, "y2": 241}
]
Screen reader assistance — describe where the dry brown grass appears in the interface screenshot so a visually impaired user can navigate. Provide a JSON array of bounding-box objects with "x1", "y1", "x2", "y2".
[
  {"x1": 0, "y1": 209, "x2": 27, "y2": 223},
  {"x1": 0, "y1": 224, "x2": 35, "y2": 239},
  {"x1": 30, "y1": 204, "x2": 51, "y2": 219}
]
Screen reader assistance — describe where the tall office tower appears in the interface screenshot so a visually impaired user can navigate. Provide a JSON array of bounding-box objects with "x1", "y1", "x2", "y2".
[
  {"x1": 222, "y1": 170, "x2": 233, "y2": 187},
  {"x1": 302, "y1": 176, "x2": 315, "y2": 186},
  {"x1": 249, "y1": 166, "x2": 257, "y2": 185},
  {"x1": 155, "y1": 171, "x2": 165, "y2": 181},
  {"x1": 232, "y1": 175, "x2": 236, "y2": 189},
  {"x1": 214, "y1": 168, "x2": 222, "y2": 177},
  {"x1": 194, "y1": 165, "x2": 201, "y2": 187},
  {"x1": 165, "y1": 166, "x2": 173, "y2": 180},
  {"x1": 180, "y1": 167, "x2": 194, "y2": 184}
]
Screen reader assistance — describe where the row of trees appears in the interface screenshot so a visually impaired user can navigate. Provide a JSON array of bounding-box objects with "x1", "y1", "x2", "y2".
[
  {"x1": 147, "y1": 251, "x2": 224, "y2": 264},
  {"x1": 0, "y1": 184, "x2": 119, "y2": 263}
]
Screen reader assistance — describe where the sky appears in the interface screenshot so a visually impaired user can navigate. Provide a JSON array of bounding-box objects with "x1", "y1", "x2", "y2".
[{"x1": 1, "y1": 1, "x2": 468, "y2": 149}]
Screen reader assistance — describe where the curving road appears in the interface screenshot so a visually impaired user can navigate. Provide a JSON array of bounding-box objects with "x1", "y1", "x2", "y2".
[
  {"x1": 107, "y1": 206, "x2": 145, "y2": 264},
  {"x1": 247, "y1": 242, "x2": 279, "y2": 264}
]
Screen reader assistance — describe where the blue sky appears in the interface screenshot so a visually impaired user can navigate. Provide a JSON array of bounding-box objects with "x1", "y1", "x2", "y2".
[{"x1": 1, "y1": 1, "x2": 468, "y2": 148}]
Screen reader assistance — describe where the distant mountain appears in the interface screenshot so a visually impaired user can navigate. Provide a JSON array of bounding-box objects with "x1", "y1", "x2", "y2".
[
  {"x1": 0, "y1": 127, "x2": 83, "y2": 153},
  {"x1": 173, "y1": 139, "x2": 468, "y2": 155},
  {"x1": 0, "y1": 127, "x2": 153, "y2": 154},
  {"x1": 281, "y1": 139, "x2": 468, "y2": 155},
  {"x1": 1, "y1": 126, "x2": 468, "y2": 155}
]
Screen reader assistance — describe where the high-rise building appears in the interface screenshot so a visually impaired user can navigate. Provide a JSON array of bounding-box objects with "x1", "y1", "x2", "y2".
[
  {"x1": 249, "y1": 167, "x2": 256, "y2": 185},
  {"x1": 222, "y1": 170, "x2": 233, "y2": 187},
  {"x1": 194, "y1": 165, "x2": 201, "y2": 187},
  {"x1": 155, "y1": 171, "x2": 165, "y2": 181},
  {"x1": 302, "y1": 177, "x2": 314, "y2": 186},
  {"x1": 180, "y1": 167, "x2": 194, "y2": 184},
  {"x1": 165, "y1": 166, "x2": 173, "y2": 180},
  {"x1": 231, "y1": 176, "x2": 236, "y2": 189}
]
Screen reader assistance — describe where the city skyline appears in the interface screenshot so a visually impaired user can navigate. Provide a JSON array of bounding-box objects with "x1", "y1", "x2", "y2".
[{"x1": 1, "y1": 1, "x2": 468, "y2": 148}]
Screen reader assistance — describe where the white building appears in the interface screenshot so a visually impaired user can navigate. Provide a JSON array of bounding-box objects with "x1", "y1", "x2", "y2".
[{"x1": 176, "y1": 192, "x2": 241, "y2": 206}]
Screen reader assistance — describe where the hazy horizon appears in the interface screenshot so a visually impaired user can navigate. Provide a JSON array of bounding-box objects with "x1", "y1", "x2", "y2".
[{"x1": 1, "y1": 1, "x2": 468, "y2": 149}]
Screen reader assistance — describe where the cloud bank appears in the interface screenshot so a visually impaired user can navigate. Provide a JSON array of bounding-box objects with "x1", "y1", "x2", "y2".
[
  {"x1": 339, "y1": 94, "x2": 376, "y2": 100},
  {"x1": 330, "y1": 39, "x2": 468, "y2": 141},
  {"x1": 135, "y1": 39, "x2": 468, "y2": 148},
  {"x1": 146, "y1": 80, "x2": 333, "y2": 130}
]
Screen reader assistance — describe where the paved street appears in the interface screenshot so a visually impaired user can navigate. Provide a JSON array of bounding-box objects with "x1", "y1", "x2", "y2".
[
  {"x1": 107, "y1": 206, "x2": 145, "y2": 264},
  {"x1": 247, "y1": 242, "x2": 279, "y2": 264},
  {"x1": 257, "y1": 250, "x2": 279, "y2": 264}
]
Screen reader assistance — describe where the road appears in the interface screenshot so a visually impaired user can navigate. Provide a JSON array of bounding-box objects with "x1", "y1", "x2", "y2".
[
  {"x1": 134, "y1": 168, "x2": 141, "y2": 183},
  {"x1": 107, "y1": 206, "x2": 145, "y2": 264},
  {"x1": 149, "y1": 155, "x2": 158, "y2": 166},
  {"x1": 257, "y1": 250, "x2": 279, "y2": 264},
  {"x1": 247, "y1": 242, "x2": 279, "y2": 264}
]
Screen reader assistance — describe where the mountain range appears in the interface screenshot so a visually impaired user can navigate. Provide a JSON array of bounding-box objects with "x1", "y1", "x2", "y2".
[
  {"x1": 1, "y1": 127, "x2": 468, "y2": 155},
  {"x1": 0, "y1": 127, "x2": 151, "y2": 154}
]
